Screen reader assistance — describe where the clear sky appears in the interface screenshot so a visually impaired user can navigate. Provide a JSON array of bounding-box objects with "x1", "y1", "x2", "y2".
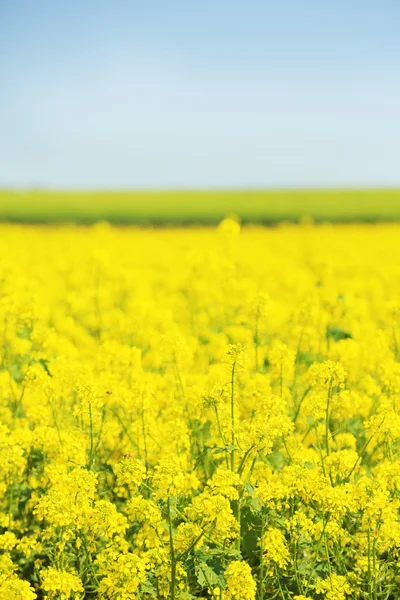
[{"x1": 1, "y1": 0, "x2": 399, "y2": 189}]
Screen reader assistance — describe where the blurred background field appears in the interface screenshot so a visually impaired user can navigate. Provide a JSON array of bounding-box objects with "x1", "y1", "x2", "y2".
[{"x1": 1, "y1": 189, "x2": 400, "y2": 225}]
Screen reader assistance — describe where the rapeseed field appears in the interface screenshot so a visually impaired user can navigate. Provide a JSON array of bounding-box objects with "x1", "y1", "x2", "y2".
[{"x1": 2, "y1": 219, "x2": 400, "y2": 599}]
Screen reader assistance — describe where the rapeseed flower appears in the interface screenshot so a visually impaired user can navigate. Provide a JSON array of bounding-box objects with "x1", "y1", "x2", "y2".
[{"x1": 1, "y1": 221, "x2": 400, "y2": 598}]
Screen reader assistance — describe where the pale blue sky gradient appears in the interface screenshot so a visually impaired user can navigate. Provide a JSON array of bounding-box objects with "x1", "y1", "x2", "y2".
[{"x1": 1, "y1": 1, "x2": 399, "y2": 188}]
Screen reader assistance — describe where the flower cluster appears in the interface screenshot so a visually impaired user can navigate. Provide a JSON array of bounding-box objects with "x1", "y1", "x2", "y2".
[{"x1": 2, "y1": 219, "x2": 400, "y2": 598}]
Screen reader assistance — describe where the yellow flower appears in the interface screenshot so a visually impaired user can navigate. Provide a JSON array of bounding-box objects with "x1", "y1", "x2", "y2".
[
  {"x1": 0, "y1": 554, "x2": 36, "y2": 599},
  {"x1": 114, "y1": 456, "x2": 146, "y2": 488},
  {"x1": 207, "y1": 466, "x2": 242, "y2": 500},
  {"x1": 314, "y1": 574, "x2": 352, "y2": 600},
  {"x1": 41, "y1": 567, "x2": 83, "y2": 599},
  {"x1": 3, "y1": 220, "x2": 400, "y2": 598},
  {"x1": 152, "y1": 455, "x2": 198, "y2": 500},
  {"x1": 224, "y1": 561, "x2": 256, "y2": 600},
  {"x1": 174, "y1": 522, "x2": 203, "y2": 554},
  {"x1": 262, "y1": 527, "x2": 290, "y2": 571},
  {"x1": 96, "y1": 553, "x2": 148, "y2": 599}
]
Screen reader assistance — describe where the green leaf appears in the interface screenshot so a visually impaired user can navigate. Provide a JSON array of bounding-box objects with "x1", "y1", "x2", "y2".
[
  {"x1": 140, "y1": 581, "x2": 157, "y2": 597},
  {"x1": 326, "y1": 325, "x2": 352, "y2": 342},
  {"x1": 213, "y1": 444, "x2": 236, "y2": 455},
  {"x1": 197, "y1": 563, "x2": 224, "y2": 588},
  {"x1": 37, "y1": 358, "x2": 52, "y2": 377}
]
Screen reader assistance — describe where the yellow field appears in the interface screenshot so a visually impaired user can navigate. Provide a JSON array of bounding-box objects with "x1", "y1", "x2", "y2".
[{"x1": 2, "y1": 221, "x2": 400, "y2": 599}]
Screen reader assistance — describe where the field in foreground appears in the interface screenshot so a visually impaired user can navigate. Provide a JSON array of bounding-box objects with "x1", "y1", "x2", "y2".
[
  {"x1": 2, "y1": 221, "x2": 400, "y2": 599},
  {"x1": 1, "y1": 188, "x2": 400, "y2": 224}
]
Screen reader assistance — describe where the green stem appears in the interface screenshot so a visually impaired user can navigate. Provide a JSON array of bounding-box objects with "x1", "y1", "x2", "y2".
[
  {"x1": 325, "y1": 379, "x2": 332, "y2": 457},
  {"x1": 303, "y1": 527, "x2": 327, "y2": 596},
  {"x1": 291, "y1": 328, "x2": 304, "y2": 404},
  {"x1": 214, "y1": 406, "x2": 229, "y2": 469},
  {"x1": 167, "y1": 498, "x2": 176, "y2": 600},
  {"x1": 372, "y1": 535, "x2": 377, "y2": 600},
  {"x1": 259, "y1": 517, "x2": 265, "y2": 600},
  {"x1": 141, "y1": 400, "x2": 149, "y2": 473},
  {"x1": 293, "y1": 386, "x2": 311, "y2": 424},
  {"x1": 114, "y1": 409, "x2": 139, "y2": 452},
  {"x1": 81, "y1": 534, "x2": 100, "y2": 587},
  {"x1": 255, "y1": 306, "x2": 260, "y2": 372},
  {"x1": 177, "y1": 529, "x2": 206, "y2": 561},
  {"x1": 315, "y1": 428, "x2": 327, "y2": 479},
  {"x1": 13, "y1": 384, "x2": 26, "y2": 420},
  {"x1": 173, "y1": 352, "x2": 185, "y2": 399},
  {"x1": 230, "y1": 361, "x2": 236, "y2": 471},
  {"x1": 88, "y1": 401, "x2": 94, "y2": 471},
  {"x1": 345, "y1": 418, "x2": 385, "y2": 482},
  {"x1": 293, "y1": 540, "x2": 303, "y2": 595},
  {"x1": 322, "y1": 517, "x2": 332, "y2": 583},
  {"x1": 237, "y1": 444, "x2": 255, "y2": 476},
  {"x1": 201, "y1": 567, "x2": 218, "y2": 600},
  {"x1": 367, "y1": 527, "x2": 372, "y2": 598},
  {"x1": 275, "y1": 565, "x2": 286, "y2": 600},
  {"x1": 393, "y1": 325, "x2": 399, "y2": 360},
  {"x1": 8, "y1": 477, "x2": 14, "y2": 528},
  {"x1": 236, "y1": 500, "x2": 241, "y2": 553}
]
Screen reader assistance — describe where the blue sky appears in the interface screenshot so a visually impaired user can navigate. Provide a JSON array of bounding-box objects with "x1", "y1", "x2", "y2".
[{"x1": 1, "y1": 1, "x2": 399, "y2": 189}]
